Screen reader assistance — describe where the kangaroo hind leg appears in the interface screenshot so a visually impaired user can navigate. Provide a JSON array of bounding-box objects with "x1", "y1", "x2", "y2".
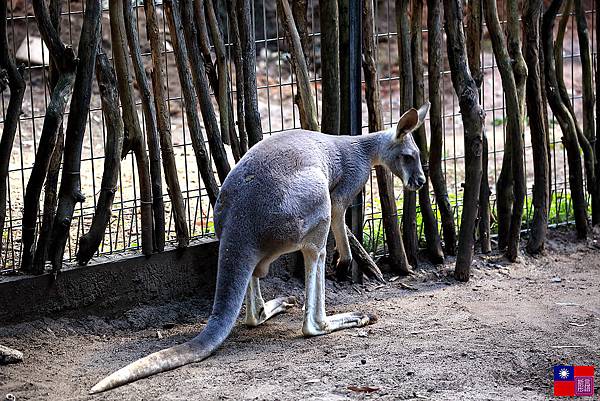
[
  {"x1": 245, "y1": 277, "x2": 296, "y2": 327},
  {"x1": 301, "y1": 246, "x2": 376, "y2": 336}
]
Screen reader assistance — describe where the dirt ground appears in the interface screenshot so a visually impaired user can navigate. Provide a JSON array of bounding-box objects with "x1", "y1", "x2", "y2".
[{"x1": 1, "y1": 227, "x2": 599, "y2": 401}]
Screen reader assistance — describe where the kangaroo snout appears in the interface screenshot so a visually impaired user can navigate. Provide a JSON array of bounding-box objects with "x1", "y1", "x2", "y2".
[{"x1": 407, "y1": 173, "x2": 426, "y2": 191}]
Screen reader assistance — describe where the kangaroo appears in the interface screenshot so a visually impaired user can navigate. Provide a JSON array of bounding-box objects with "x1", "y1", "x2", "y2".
[{"x1": 89, "y1": 103, "x2": 429, "y2": 393}]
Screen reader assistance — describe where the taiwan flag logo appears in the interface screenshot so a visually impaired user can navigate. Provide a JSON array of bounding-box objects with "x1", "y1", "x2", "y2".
[{"x1": 554, "y1": 365, "x2": 595, "y2": 396}]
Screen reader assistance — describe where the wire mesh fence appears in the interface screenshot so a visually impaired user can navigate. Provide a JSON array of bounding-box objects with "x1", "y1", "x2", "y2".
[{"x1": 0, "y1": 0, "x2": 597, "y2": 273}]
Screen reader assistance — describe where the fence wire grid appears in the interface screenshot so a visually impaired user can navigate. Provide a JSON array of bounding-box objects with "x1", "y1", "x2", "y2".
[{"x1": 1, "y1": 0, "x2": 598, "y2": 273}]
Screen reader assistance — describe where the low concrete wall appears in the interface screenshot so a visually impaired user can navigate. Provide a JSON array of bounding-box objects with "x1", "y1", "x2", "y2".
[{"x1": 0, "y1": 238, "x2": 221, "y2": 325}]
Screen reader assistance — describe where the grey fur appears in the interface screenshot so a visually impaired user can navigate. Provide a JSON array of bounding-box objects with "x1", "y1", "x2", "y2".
[{"x1": 89, "y1": 103, "x2": 429, "y2": 394}]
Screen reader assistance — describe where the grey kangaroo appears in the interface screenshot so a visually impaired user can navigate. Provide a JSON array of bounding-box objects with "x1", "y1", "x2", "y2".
[{"x1": 90, "y1": 103, "x2": 429, "y2": 393}]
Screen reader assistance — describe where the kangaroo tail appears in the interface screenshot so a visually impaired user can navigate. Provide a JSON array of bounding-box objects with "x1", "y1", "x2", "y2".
[{"x1": 89, "y1": 239, "x2": 255, "y2": 394}]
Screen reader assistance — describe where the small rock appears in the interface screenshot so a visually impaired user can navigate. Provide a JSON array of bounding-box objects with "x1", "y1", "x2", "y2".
[
  {"x1": 0, "y1": 345, "x2": 23, "y2": 365},
  {"x1": 156, "y1": 330, "x2": 163, "y2": 339},
  {"x1": 361, "y1": 359, "x2": 367, "y2": 365},
  {"x1": 551, "y1": 276, "x2": 562, "y2": 283}
]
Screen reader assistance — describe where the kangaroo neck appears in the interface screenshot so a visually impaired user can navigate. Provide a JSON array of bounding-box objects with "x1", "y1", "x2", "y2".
[{"x1": 341, "y1": 130, "x2": 391, "y2": 167}]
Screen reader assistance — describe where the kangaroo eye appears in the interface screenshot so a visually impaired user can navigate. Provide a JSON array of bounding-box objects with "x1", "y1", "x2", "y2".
[{"x1": 401, "y1": 154, "x2": 415, "y2": 162}]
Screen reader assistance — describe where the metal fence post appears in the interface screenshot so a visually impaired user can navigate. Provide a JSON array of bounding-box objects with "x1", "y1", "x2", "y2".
[{"x1": 340, "y1": 0, "x2": 364, "y2": 282}]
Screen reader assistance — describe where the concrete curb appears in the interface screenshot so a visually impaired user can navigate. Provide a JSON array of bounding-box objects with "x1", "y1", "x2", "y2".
[{"x1": 0, "y1": 238, "x2": 220, "y2": 325}]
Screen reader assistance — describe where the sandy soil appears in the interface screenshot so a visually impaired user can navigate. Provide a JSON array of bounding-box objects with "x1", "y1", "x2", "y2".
[{"x1": 1, "y1": 227, "x2": 599, "y2": 401}]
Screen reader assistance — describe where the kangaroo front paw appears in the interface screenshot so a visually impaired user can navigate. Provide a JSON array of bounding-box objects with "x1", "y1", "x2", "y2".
[{"x1": 335, "y1": 254, "x2": 353, "y2": 274}]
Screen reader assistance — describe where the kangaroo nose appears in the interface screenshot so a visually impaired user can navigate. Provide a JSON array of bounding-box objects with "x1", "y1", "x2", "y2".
[{"x1": 416, "y1": 175, "x2": 426, "y2": 188}]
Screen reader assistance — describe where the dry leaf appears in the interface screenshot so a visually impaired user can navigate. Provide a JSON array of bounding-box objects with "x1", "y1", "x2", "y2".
[{"x1": 348, "y1": 385, "x2": 379, "y2": 393}]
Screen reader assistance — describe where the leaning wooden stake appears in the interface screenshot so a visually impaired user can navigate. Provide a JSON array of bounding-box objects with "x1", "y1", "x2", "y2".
[
  {"x1": 428, "y1": 0, "x2": 457, "y2": 256},
  {"x1": 108, "y1": 0, "x2": 154, "y2": 256},
  {"x1": 227, "y1": 0, "x2": 248, "y2": 154},
  {"x1": 49, "y1": 0, "x2": 102, "y2": 270},
  {"x1": 21, "y1": 0, "x2": 77, "y2": 273},
  {"x1": 443, "y1": 0, "x2": 485, "y2": 281},
  {"x1": 346, "y1": 227, "x2": 386, "y2": 283},
  {"x1": 542, "y1": 0, "x2": 588, "y2": 238},
  {"x1": 77, "y1": 53, "x2": 124, "y2": 265},
  {"x1": 396, "y1": 0, "x2": 418, "y2": 267},
  {"x1": 362, "y1": 0, "x2": 411, "y2": 275},
  {"x1": 483, "y1": 0, "x2": 527, "y2": 262},
  {"x1": 165, "y1": 0, "x2": 220, "y2": 205},
  {"x1": 237, "y1": 0, "x2": 263, "y2": 147},
  {"x1": 410, "y1": 0, "x2": 444, "y2": 264},
  {"x1": 277, "y1": 0, "x2": 319, "y2": 131},
  {"x1": 573, "y1": 0, "x2": 597, "y2": 222},
  {"x1": 319, "y1": 0, "x2": 340, "y2": 135},
  {"x1": 556, "y1": 2, "x2": 595, "y2": 224},
  {"x1": 524, "y1": 0, "x2": 550, "y2": 254},
  {"x1": 144, "y1": 0, "x2": 189, "y2": 248},
  {"x1": 0, "y1": 3, "x2": 26, "y2": 266},
  {"x1": 205, "y1": 0, "x2": 242, "y2": 161},
  {"x1": 180, "y1": 0, "x2": 231, "y2": 183},
  {"x1": 466, "y1": 0, "x2": 490, "y2": 254},
  {"x1": 123, "y1": 0, "x2": 165, "y2": 252},
  {"x1": 32, "y1": 0, "x2": 65, "y2": 273}
]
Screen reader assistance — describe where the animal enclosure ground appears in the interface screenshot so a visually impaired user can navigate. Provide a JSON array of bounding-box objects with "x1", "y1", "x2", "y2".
[{"x1": 1, "y1": 228, "x2": 599, "y2": 401}]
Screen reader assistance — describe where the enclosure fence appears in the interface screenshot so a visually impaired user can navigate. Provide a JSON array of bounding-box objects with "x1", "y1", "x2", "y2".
[{"x1": 0, "y1": 0, "x2": 597, "y2": 273}]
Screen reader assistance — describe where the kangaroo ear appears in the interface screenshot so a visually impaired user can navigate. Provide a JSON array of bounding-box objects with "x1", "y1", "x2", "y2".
[{"x1": 395, "y1": 102, "x2": 430, "y2": 140}]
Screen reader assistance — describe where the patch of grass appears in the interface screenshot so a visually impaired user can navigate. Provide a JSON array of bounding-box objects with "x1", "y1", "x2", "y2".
[
  {"x1": 492, "y1": 117, "x2": 506, "y2": 127},
  {"x1": 362, "y1": 189, "x2": 586, "y2": 254}
]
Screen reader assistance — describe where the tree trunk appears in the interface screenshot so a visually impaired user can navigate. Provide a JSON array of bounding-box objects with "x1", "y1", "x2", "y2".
[
  {"x1": 483, "y1": 0, "x2": 527, "y2": 262},
  {"x1": 573, "y1": 0, "x2": 597, "y2": 222},
  {"x1": 443, "y1": 0, "x2": 485, "y2": 281},
  {"x1": 396, "y1": 0, "x2": 418, "y2": 267},
  {"x1": 49, "y1": 0, "x2": 102, "y2": 270},
  {"x1": 32, "y1": 0, "x2": 64, "y2": 273},
  {"x1": 524, "y1": 0, "x2": 549, "y2": 254},
  {"x1": 77, "y1": 53, "x2": 124, "y2": 265},
  {"x1": 277, "y1": 0, "x2": 319, "y2": 131},
  {"x1": 362, "y1": 0, "x2": 412, "y2": 275},
  {"x1": 165, "y1": 0, "x2": 220, "y2": 205},
  {"x1": 411, "y1": 0, "x2": 444, "y2": 264},
  {"x1": 466, "y1": 0, "x2": 490, "y2": 254},
  {"x1": 144, "y1": 0, "x2": 189, "y2": 249},
  {"x1": 123, "y1": 0, "x2": 165, "y2": 252},
  {"x1": 237, "y1": 0, "x2": 263, "y2": 147},
  {"x1": 0, "y1": 3, "x2": 26, "y2": 267},
  {"x1": 319, "y1": 0, "x2": 340, "y2": 135},
  {"x1": 542, "y1": 0, "x2": 588, "y2": 238},
  {"x1": 21, "y1": 0, "x2": 77, "y2": 272},
  {"x1": 205, "y1": 0, "x2": 242, "y2": 161},
  {"x1": 108, "y1": 0, "x2": 154, "y2": 257},
  {"x1": 180, "y1": 0, "x2": 231, "y2": 183},
  {"x1": 228, "y1": 0, "x2": 248, "y2": 154},
  {"x1": 428, "y1": 0, "x2": 457, "y2": 256}
]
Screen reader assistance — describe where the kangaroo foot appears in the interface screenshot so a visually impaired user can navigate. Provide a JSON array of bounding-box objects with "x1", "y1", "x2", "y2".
[
  {"x1": 246, "y1": 296, "x2": 297, "y2": 327},
  {"x1": 302, "y1": 312, "x2": 377, "y2": 336}
]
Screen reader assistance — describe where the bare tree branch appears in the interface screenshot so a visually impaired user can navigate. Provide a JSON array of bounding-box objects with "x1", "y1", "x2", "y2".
[
  {"x1": 165, "y1": 0, "x2": 220, "y2": 205},
  {"x1": 123, "y1": 0, "x2": 165, "y2": 252},
  {"x1": 77, "y1": 52, "x2": 124, "y2": 265},
  {"x1": 49, "y1": 0, "x2": 102, "y2": 270},
  {"x1": 144, "y1": 0, "x2": 190, "y2": 248}
]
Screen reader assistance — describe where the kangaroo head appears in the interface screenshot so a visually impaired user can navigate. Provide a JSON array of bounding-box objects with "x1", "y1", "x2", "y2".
[{"x1": 380, "y1": 102, "x2": 429, "y2": 191}]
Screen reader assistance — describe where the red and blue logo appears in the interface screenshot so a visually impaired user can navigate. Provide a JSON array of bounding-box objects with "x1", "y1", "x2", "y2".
[{"x1": 554, "y1": 365, "x2": 595, "y2": 396}]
